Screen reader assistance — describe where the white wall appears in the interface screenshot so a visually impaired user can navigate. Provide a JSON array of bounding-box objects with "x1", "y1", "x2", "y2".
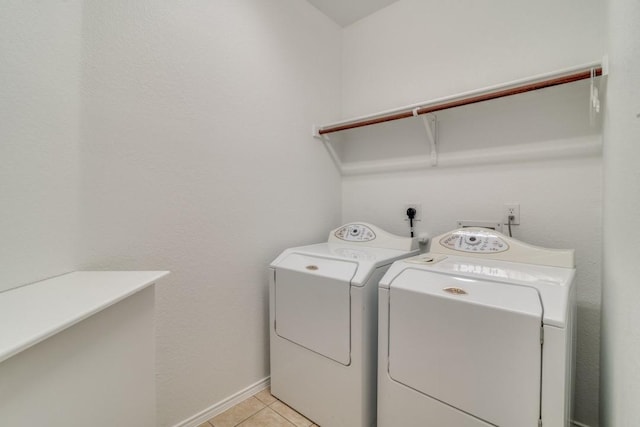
[
  {"x1": 342, "y1": 0, "x2": 605, "y2": 117},
  {"x1": 0, "y1": 0, "x2": 82, "y2": 292},
  {"x1": 600, "y1": 0, "x2": 640, "y2": 425},
  {"x1": 340, "y1": 1, "x2": 604, "y2": 425},
  {"x1": 78, "y1": 1, "x2": 342, "y2": 425},
  {"x1": 2, "y1": 1, "x2": 624, "y2": 426}
]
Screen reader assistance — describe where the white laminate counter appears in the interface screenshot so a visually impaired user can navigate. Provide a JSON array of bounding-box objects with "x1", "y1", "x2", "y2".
[{"x1": 0, "y1": 271, "x2": 169, "y2": 363}]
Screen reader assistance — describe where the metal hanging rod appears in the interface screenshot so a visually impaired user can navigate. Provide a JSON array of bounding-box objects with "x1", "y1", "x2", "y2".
[{"x1": 315, "y1": 64, "x2": 603, "y2": 136}]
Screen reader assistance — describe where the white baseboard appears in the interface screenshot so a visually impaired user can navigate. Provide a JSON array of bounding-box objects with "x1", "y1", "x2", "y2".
[{"x1": 173, "y1": 376, "x2": 270, "y2": 427}]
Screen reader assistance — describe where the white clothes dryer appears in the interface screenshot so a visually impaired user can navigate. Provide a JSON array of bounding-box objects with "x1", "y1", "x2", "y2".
[
  {"x1": 269, "y1": 223, "x2": 418, "y2": 427},
  {"x1": 377, "y1": 228, "x2": 576, "y2": 427}
]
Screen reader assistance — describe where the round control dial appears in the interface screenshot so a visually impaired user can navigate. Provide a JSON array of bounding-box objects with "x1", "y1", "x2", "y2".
[
  {"x1": 440, "y1": 229, "x2": 509, "y2": 253},
  {"x1": 464, "y1": 235, "x2": 481, "y2": 246}
]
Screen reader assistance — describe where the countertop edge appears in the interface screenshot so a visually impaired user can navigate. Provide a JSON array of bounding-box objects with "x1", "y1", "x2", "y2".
[{"x1": 0, "y1": 271, "x2": 170, "y2": 364}]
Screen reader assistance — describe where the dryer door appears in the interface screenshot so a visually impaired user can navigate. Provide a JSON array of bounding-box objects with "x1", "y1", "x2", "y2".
[
  {"x1": 388, "y1": 269, "x2": 543, "y2": 427},
  {"x1": 274, "y1": 253, "x2": 357, "y2": 365}
]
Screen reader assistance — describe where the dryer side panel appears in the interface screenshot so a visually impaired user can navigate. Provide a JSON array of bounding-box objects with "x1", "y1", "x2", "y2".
[{"x1": 388, "y1": 269, "x2": 543, "y2": 427}]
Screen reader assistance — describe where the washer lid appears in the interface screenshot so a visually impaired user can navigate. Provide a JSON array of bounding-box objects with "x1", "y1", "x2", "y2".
[
  {"x1": 380, "y1": 255, "x2": 574, "y2": 327},
  {"x1": 271, "y1": 243, "x2": 418, "y2": 286},
  {"x1": 273, "y1": 253, "x2": 357, "y2": 282},
  {"x1": 390, "y1": 268, "x2": 543, "y2": 318}
]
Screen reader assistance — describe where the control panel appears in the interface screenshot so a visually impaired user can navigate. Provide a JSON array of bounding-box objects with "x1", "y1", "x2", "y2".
[
  {"x1": 427, "y1": 227, "x2": 575, "y2": 268},
  {"x1": 439, "y1": 229, "x2": 509, "y2": 253},
  {"x1": 328, "y1": 223, "x2": 418, "y2": 252},
  {"x1": 334, "y1": 224, "x2": 376, "y2": 242}
]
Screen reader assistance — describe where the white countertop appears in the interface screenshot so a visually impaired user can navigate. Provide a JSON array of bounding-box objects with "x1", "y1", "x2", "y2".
[{"x1": 0, "y1": 271, "x2": 169, "y2": 363}]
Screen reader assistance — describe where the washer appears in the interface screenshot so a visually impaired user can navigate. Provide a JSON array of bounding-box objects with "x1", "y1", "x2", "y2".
[
  {"x1": 269, "y1": 223, "x2": 418, "y2": 427},
  {"x1": 377, "y1": 227, "x2": 576, "y2": 427}
]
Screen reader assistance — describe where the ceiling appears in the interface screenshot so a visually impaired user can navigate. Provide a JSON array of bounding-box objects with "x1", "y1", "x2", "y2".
[{"x1": 306, "y1": 0, "x2": 399, "y2": 27}]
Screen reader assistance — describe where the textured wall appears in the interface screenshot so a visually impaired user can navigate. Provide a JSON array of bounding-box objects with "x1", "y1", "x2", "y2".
[
  {"x1": 600, "y1": 0, "x2": 640, "y2": 425},
  {"x1": 78, "y1": 1, "x2": 342, "y2": 425},
  {"x1": 0, "y1": 0, "x2": 82, "y2": 292},
  {"x1": 340, "y1": 1, "x2": 604, "y2": 425}
]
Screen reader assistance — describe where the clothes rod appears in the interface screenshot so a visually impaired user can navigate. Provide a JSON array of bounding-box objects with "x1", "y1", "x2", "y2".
[{"x1": 317, "y1": 67, "x2": 603, "y2": 136}]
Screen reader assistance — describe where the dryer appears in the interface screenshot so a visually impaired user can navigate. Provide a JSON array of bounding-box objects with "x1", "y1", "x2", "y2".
[
  {"x1": 377, "y1": 227, "x2": 576, "y2": 427},
  {"x1": 269, "y1": 223, "x2": 418, "y2": 427}
]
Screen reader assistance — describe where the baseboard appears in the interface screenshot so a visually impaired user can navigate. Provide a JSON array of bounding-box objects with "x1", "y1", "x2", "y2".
[{"x1": 173, "y1": 376, "x2": 270, "y2": 427}]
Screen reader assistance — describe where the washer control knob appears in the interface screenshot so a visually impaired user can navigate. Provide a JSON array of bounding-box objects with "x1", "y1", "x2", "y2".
[{"x1": 465, "y1": 236, "x2": 481, "y2": 246}]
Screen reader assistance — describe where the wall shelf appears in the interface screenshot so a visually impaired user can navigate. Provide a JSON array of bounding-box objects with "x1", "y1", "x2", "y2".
[
  {"x1": 0, "y1": 271, "x2": 169, "y2": 363},
  {"x1": 314, "y1": 60, "x2": 606, "y2": 175}
]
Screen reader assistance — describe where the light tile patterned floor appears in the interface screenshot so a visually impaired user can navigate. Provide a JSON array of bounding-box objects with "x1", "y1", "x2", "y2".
[{"x1": 198, "y1": 387, "x2": 320, "y2": 427}]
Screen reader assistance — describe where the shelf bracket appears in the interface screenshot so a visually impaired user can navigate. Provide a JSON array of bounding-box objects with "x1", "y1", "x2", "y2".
[
  {"x1": 313, "y1": 125, "x2": 343, "y2": 174},
  {"x1": 413, "y1": 109, "x2": 438, "y2": 166},
  {"x1": 589, "y1": 67, "x2": 601, "y2": 125}
]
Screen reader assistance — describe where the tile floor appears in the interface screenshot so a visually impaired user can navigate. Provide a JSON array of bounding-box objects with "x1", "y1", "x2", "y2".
[{"x1": 198, "y1": 387, "x2": 319, "y2": 427}]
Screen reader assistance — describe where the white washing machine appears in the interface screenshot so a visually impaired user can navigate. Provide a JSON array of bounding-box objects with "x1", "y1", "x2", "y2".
[
  {"x1": 269, "y1": 223, "x2": 418, "y2": 427},
  {"x1": 377, "y1": 227, "x2": 576, "y2": 427}
]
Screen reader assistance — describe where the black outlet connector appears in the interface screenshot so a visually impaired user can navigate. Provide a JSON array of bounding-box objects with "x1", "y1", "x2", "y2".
[
  {"x1": 406, "y1": 207, "x2": 417, "y2": 237},
  {"x1": 406, "y1": 207, "x2": 417, "y2": 220}
]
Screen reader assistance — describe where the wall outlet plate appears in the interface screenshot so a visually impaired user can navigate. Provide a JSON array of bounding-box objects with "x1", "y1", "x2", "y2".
[{"x1": 503, "y1": 203, "x2": 520, "y2": 225}]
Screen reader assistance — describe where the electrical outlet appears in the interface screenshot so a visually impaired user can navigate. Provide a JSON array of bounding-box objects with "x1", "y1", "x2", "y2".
[
  {"x1": 503, "y1": 203, "x2": 520, "y2": 225},
  {"x1": 403, "y1": 204, "x2": 422, "y2": 222}
]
